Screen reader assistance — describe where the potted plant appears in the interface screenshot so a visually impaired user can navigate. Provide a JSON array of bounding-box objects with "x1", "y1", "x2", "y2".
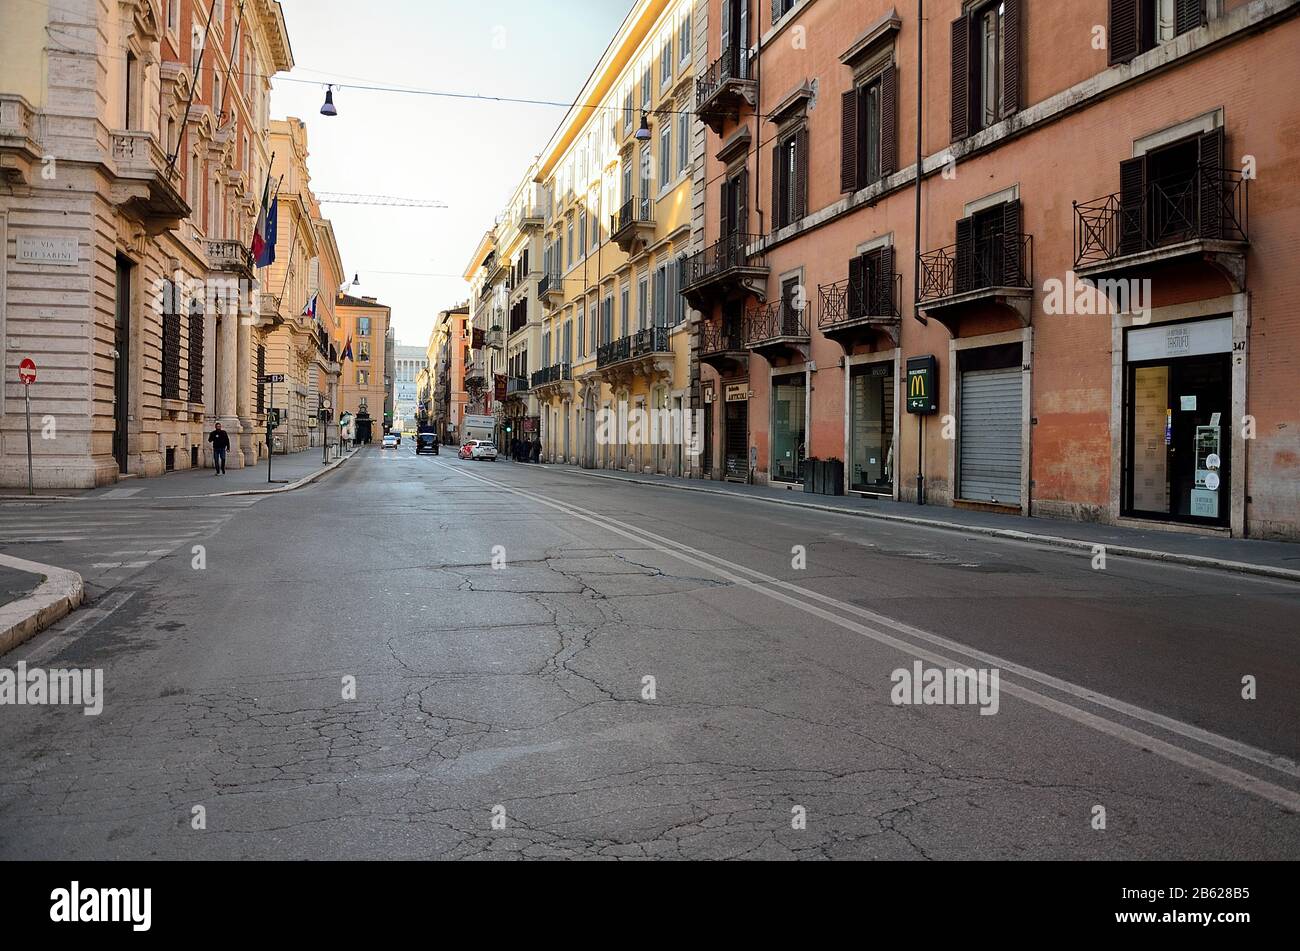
[
  {"x1": 823, "y1": 457, "x2": 845, "y2": 496},
  {"x1": 802, "y1": 456, "x2": 819, "y2": 493}
]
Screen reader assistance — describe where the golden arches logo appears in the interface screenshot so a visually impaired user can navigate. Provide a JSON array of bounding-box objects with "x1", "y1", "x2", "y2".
[{"x1": 910, "y1": 372, "x2": 927, "y2": 399}]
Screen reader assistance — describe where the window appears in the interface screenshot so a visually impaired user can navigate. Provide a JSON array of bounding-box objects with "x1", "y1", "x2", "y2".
[
  {"x1": 842, "y1": 67, "x2": 896, "y2": 193},
  {"x1": 641, "y1": 64, "x2": 651, "y2": 109},
  {"x1": 566, "y1": 221, "x2": 574, "y2": 267},
  {"x1": 659, "y1": 121, "x2": 672, "y2": 192},
  {"x1": 601, "y1": 295, "x2": 613, "y2": 346},
  {"x1": 951, "y1": 0, "x2": 1020, "y2": 141},
  {"x1": 359, "y1": 341, "x2": 372, "y2": 363},
  {"x1": 773, "y1": 0, "x2": 799, "y2": 22},
  {"x1": 637, "y1": 274, "x2": 649, "y2": 330},
  {"x1": 167, "y1": 0, "x2": 178, "y2": 33},
  {"x1": 187, "y1": 297, "x2": 204, "y2": 403},
  {"x1": 673, "y1": 256, "x2": 687, "y2": 325},
  {"x1": 679, "y1": 13, "x2": 692, "y2": 64},
  {"x1": 639, "y1": 143, "x2": 652, "y2": 214},
  {"x1": 577, "y1": 304, "x2": 586, "y2": 357},
  {"x1": 358, "y1": 316, "x2": 371, "y2": 337},
  {"x1": 620, "y1": 284, "x2": 630, "y2": 337},
  {"x1": 1109, "y1": 0, "x2": 1204, "y2": 64},
  {"x1": 653, "y1": 265, "x2": 668, "y2": 327},
  {"x1": 624, "y1": 88, "x2": 635, "y2": 131},
  {"x1": 661, "y1": 37, "x2": 673, "y2": 86},
  {"x1": 578, "y1": 211, "x2": 587, "y2": 257},
  {"x1": 161, "y1": 282, "x2": 181, "y2": 400},
  {"x1": 847, "y1": 246, "x2": 896, "y2": 319},
  {"x1": 772, "y1": 129, "x2": 807, "y2": 229},
  {"x1": 358, "y1": 369, "x2": 369, "y2": 386},
  {"x1": 678, "y1": 109, "x2": 690, "y2": 176}
]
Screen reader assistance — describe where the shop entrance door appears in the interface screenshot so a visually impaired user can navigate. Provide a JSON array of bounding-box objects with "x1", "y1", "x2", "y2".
[
  {"x1": 724, "y1": 398, "x2": 748, "y2": 481},
  {"x1": 1126, "y1": 353, "x2": 1230, "y2": 526}
]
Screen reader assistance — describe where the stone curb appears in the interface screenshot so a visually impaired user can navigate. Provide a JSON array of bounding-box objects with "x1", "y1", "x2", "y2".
[
  {"x1": 0, "y1": 553, "x2": 85, "y2": 657},
  {"x1": 572, "y1": 470, "x2": 1300, "y2": 584},
  {"x1": 0, "y1": 450, "x2": 358, "y2": 504}
]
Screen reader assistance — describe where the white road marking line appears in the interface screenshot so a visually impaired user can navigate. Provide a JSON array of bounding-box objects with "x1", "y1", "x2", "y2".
[
  {"x1": 10, "y1": 591, "x2": 137, "y2": 666},
  {"x1": 436, "y1": 460, "x2": 1300, "y2": 813}
]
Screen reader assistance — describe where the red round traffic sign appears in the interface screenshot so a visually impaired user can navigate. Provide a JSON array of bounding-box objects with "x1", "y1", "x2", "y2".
[{"x1": 18, "y1": 359, "x2": 36, "y2": 385}]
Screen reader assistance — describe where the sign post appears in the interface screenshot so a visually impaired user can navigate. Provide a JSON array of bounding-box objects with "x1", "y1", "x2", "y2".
[
  {"x1": 19, "y1": 359, "x2": 37, "y2": 496},
  {"x1": 906, "y1": 356, "x2": 939, "y2": 506},
  {"x1": 260, "y1": 374, "x2": 286, "y2": 484}
]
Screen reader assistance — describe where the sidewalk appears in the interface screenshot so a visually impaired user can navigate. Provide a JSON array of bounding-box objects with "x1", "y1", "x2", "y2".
[
  {"x1": 77, "y1": 446, "x2": 359, "y2": 501},
  {"x1": 0, "y1": 563, "x2": 44, "y2": 613},
  {"x1": 564, "y1": 466, "x2": 1300, "y2": 582}
]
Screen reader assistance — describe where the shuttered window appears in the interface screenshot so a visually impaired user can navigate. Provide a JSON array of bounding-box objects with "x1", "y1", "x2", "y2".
[
  {"x1": 848, "y1": 246, "x2": 897, "y2": 319},
  {"x1": 1109, "y1": 0, "x2": 1206, "y2": 65},
  {"x1": 952, "y1": 0, "x2": 1021, "y2": 142},
  {"x1": 841, "y1": 67, "x2": 896, "y2": 194},
  {"x1": 771, "y1": 128, "x2": 806, "y2": 230}
]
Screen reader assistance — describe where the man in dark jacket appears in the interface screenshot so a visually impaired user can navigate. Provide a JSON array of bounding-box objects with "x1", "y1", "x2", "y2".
[
  {"x1": 531, "y1": 437, "x2": 542, "y2": 464},
  {"x1": 208, "y1": 423, "x2": 230, "y2": 475}
]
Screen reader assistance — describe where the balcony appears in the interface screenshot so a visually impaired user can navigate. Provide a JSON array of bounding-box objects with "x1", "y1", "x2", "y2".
[
  {"x1": 256, "y1": 291, "x2": 285, "y2": 329},
  {"x1": 540, "y1": 270, "x2": 564, "y2": 308},
  {"x1": 484, "y1": 329, "x2": 504, "y2": 350},
  {"x1": 596, "y1": 327, "x2": 674, "y2": 384},
  {"x1": 505, "y1": 376, "x2": 531, "y2": 397},
  {"x1": 109, "y1": 130, "x2": 189, "y2": 233},
  {"x1": 1074, "y1": 165, "x2": 1249, "y2": 293},
  {"x1": 681, "y1": 232, "x2": 769, "y2": 308},
  {"x1": 818, "y1": 271, "x2": 902, "y2": 351},
  {"x1": 744, "y1": 301, "x2": 810, "y2": 361},
  {"x1": 610, "y1": 197, "x2": 655, "y2": 254},
  {"x1": 696, "y1": 47, "x2": 756, "y2": 135},
  {"x1": 517, "y1": 206, "x2": 544, "y2": 231},
  {"x1": 530, "y1": 363, "x2": 573, "y2": 398},
  {"x1": 698, "y1": 318, "x2": 748, "y2": 374},
  {"x1": 464, "y1": 360, "x2": 486, "y2": 389},
  {"x1": 0, "y1": 94, "x2": 41, "y2": 186},
  {"x1": 205, "y1": 239, "x2": 254, "y2": 278},
  {"x1": 917, "y1": 232, "x2": 1034, "y2": 334}
]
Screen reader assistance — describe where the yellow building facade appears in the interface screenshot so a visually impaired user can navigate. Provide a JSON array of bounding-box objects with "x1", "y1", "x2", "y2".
[{"x1": 531, "y1": 0, "x2": 704, "y2": 474}]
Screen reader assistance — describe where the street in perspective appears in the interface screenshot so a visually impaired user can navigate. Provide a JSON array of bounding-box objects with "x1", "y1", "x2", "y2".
[{"x1": 0, "y1": 0, "x2": 1297, "y2": 928}]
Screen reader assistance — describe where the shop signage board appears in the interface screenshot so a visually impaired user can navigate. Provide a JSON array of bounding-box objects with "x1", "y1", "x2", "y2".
[
  {"x1": 906, "y1": 356, "x2": 939, "y2": 415},
  {"x1": 724, "y1": 382, "x2": 748, "y2": 402}
]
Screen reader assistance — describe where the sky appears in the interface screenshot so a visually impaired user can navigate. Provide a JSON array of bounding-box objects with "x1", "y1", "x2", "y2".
[{"x1": 270, "y1": 0, "x2": 636, "y2": 349}]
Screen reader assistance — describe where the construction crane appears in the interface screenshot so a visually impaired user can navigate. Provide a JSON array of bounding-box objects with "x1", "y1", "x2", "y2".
[{"x1": 315, "y1": 192, "x2": 448, "y2": 208}]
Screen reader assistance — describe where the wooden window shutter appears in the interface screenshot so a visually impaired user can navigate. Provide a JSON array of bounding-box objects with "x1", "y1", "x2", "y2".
[
  {"x1": 772, "y1": 143, "x2": 784, "y2": 230},
  {"x1": 720, "y1": 177, "x2": 731, "y2": 236},
  {"x1": 848, "y1": 255, "x2": 866, "y2": 319},
  {"x1": 1175, "y1": 0, "x2": 1206, "y2": 37},
  {"x1": 876, "y1": 245, "x2": 896, "y2": 316},
  {"x1": 1197, "y1": 127, "x2": 1225, "y2": 238},
  {"x1": 950, "y1": 16, "x2": 971, "y2": 142},
  {"x1": 736, "y1": 168, "x2": 749, "y2": 234},
  {"x1": 1001, "y1": 199, "x2": 1023, "y2": 286},
  {"x1": 954, "y1": 215, "x2": 975, "y2": 294},
  {"x1": 1118, "y1": 155, "x2": 1147, "y2": 255},
  {"x1": 794, "y1": 128, "x2": 808, "y2": 221},
  {"x1": 1002, "y1": 0, "x2": 1021, "y2": 119},
  {"x1": 841, "y1": 89, "x2": 860, "y2": 193},
  {"x1": 881, "y1": 65, "x2": 899, "y2": 176},
  {"x1": 1108, "y1": 0, "x2": 1140, "y2": 66}
]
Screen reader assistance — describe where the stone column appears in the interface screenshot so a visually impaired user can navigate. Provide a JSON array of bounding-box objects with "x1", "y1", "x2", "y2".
[
  {"x1": 217, "y1": 307, "x2": 244, "y2": 468},
  {"x1": 237, "y1": 312, "x2": 255, "y2": 467}
]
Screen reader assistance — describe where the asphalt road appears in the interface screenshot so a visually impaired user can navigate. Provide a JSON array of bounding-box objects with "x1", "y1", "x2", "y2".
[{"x1": 1, "y1": 447, "x2": 1297, "y2": 860}]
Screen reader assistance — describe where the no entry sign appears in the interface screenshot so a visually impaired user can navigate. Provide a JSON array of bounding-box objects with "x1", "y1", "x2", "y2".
[{"x1": 18, "y1": 359, "x2": 36, "y2": 385}]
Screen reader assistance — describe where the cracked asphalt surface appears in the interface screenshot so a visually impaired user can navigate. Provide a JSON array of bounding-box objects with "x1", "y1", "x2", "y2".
[{"x1": 1, "y1": 447, "x2": 1297, "y2": 860}]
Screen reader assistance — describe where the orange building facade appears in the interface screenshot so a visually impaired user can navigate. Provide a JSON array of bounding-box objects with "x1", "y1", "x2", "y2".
[{"x1": 692, "y1": 0, "x2": 1299, "y2": 539}]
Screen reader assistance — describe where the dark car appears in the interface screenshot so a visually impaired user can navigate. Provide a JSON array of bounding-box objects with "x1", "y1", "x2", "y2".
[{"x1": 416, "y1": 432, "x2": 439, "y2": 455}]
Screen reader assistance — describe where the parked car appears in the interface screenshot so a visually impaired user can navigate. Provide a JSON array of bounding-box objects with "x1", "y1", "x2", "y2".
[
  {"x1": 460, "y1": 440, "x2": 497, "y2": 461},
  {"x1": 381, "y1": 434, "x2": 399, "y2": 450},
  {"x1": 416, "y1": 432, "x2": 439, "y2": 455}
]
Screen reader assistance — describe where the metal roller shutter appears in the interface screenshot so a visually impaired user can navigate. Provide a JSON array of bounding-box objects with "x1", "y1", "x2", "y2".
[{"x1": 959, "y1": 367, "x2": 1023, "y2": 505}]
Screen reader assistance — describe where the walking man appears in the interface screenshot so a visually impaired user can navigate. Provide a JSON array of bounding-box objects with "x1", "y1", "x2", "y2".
[{"x1": 208, "y1": 422, "x2": 230, "y2": 476}]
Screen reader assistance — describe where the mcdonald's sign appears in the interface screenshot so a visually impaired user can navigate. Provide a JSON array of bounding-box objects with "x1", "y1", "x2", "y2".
[{"x1": 906, "y1": 355, "x2": 938, "y2": 415}]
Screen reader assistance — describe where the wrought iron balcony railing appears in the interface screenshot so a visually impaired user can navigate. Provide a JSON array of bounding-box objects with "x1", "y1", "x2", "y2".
[
  {"x1": 745, "y1": 302, "x2": 809, "y2": 345},
  {"x1": 917, "y1": 233, "x2": 1034, "y2": 304},
  {"x1": 681, "y1": 232, "x2": 766, "y2": 291},
  {"x1": 818, "y1": 272, "x2": 902, "y2": 330},
  {"x1": 696, "y1": 46, "x2": 754, "y2": 112},
  {"x1": 530, "y1": 363, "x2": 572, "y2": 388},
  {"x1": 699, "y1": 319, "x2": 746, "y2": 355},
  {"x1": 596, "y1": 326, "x2": 671, "y2": 369},
  {"x1": 505, "y1": 376, "x2": 530, "y2": 396},
  {"x1": 1074, "y1": 165, "x2": 1248, "y2": 269},
  {"x1": 611, "y1": 196, "x2": 654, "y2": 237}
]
